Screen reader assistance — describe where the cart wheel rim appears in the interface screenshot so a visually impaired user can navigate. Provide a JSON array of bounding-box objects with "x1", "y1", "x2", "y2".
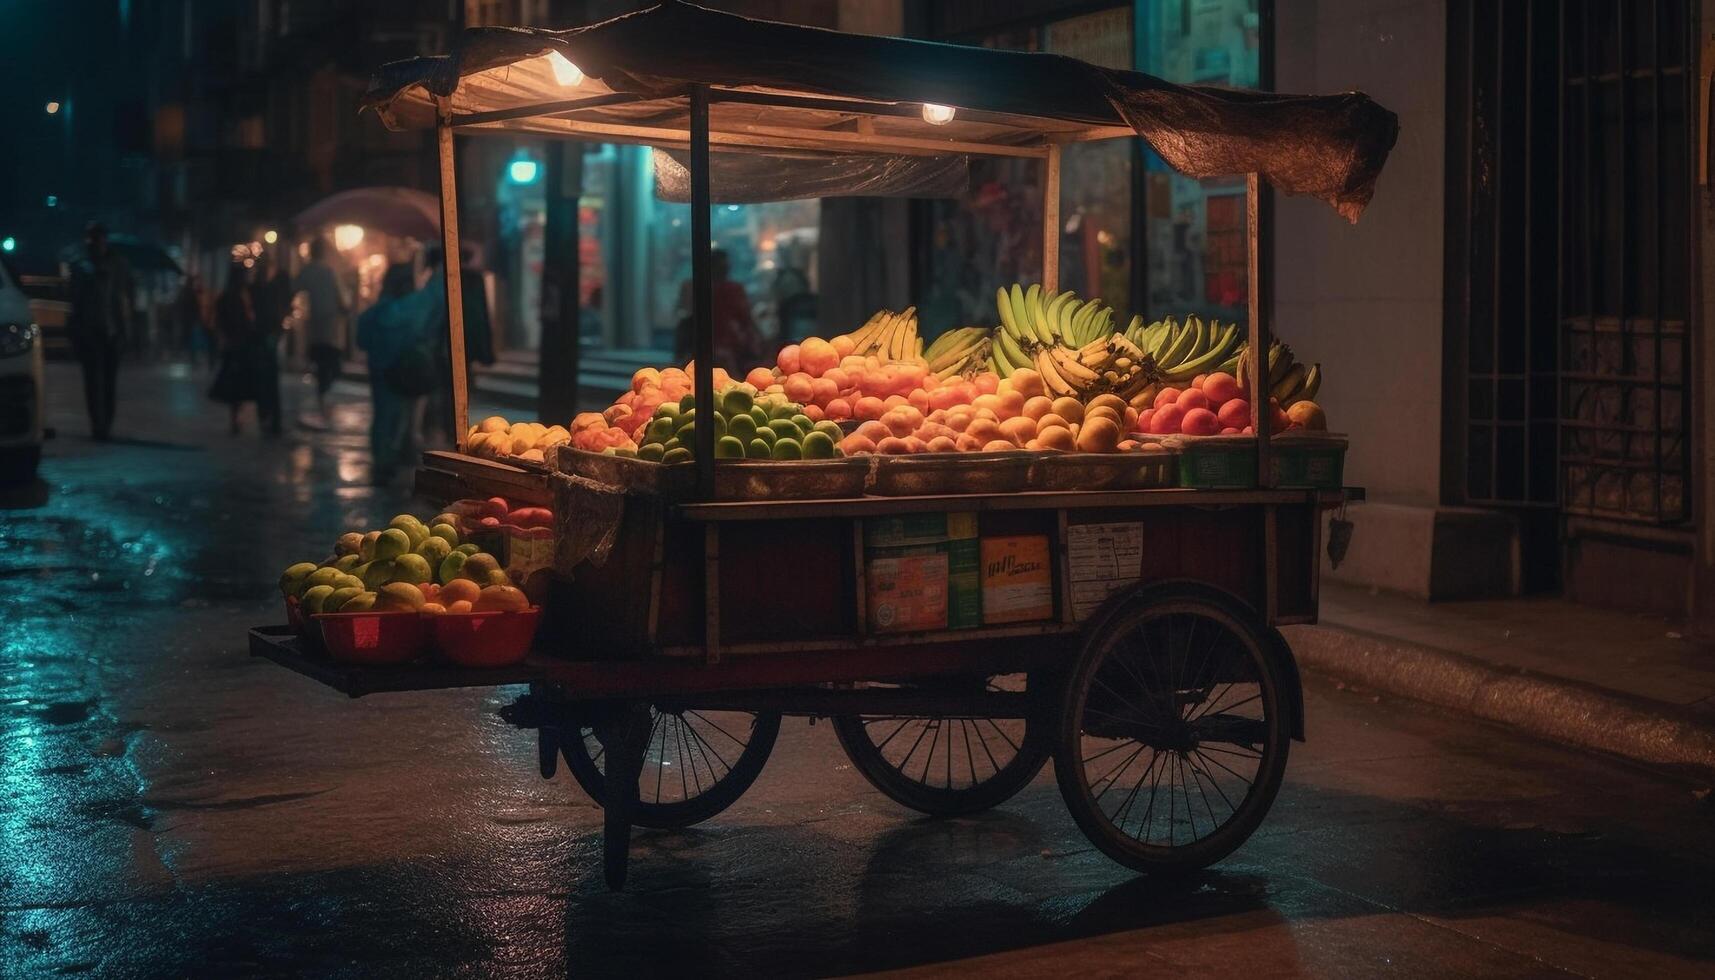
[
  {"x1": 567, "y1": 706, "x2": 780, "y2": 829},
  {"x1": 832, "y1": 674, "x2": 1050, "y2": 816},
  {"x1": 1059, "y1": 595, "x2": 1287, "y2": 867}
]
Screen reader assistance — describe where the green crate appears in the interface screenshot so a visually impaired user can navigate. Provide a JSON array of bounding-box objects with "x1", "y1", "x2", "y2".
[{"x1": 1174, "y1": 435, "x2": 1346, "y2": 490}]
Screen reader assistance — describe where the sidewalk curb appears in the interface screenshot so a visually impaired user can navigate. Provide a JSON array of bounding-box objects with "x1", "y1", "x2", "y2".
[{"x1": 1284, "y1": 623, "x2": 1715, "y2": 780}]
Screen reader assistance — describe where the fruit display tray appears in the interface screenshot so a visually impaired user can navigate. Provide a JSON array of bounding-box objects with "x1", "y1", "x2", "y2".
[
  {"x1": 1168, "y1": 434, "x2": 1348, "y2": 490},
  {"x1": 867, "y1": 451, "x2": 1036, "y2": 497},
  {"x1": 555, "y1": 446, "x2": 872, "y2": 501},
  {"x1": 1029, "y1": 448, "x2": 1177, "y2": 492}
]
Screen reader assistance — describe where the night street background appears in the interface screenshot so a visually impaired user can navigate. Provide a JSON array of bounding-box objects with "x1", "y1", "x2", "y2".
[{"x1": 3, "y1": 363, "x2": 1712, "y2": 977}]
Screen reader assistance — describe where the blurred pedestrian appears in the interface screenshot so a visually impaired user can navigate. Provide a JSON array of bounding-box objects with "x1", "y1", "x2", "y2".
[
  {"x1": 251, "y1": 251, "x2": 292, "y2": 436},
  {"x1": 209, "y1": 262, "x2": 270, "y2": 434},
  {"x1": 67, "y1": 222, "x2": 132, "y2": 441},
  {"x1": 357, "y1": 263, "x2": 431, "y2": 485},
  {"x1": 174, "y1": 272, "x2": 210, "y2": 367},
  {"x1": 423, "y1": 245, "x2": 495, "y2": 447},
  {"x1": 674, "y1": 248, "x2": 757, "y2": 368},
  {"x1": 295, "y1": 237, "x2": 348, "y2": 429}
]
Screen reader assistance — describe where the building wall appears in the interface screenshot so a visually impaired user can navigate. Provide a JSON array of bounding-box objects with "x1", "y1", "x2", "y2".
[{"x1": 1273, "y1": 0, "x2": 1446, "y2": 506}]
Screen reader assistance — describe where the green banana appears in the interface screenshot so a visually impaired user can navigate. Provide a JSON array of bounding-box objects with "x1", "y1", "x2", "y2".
[
  {"x1": 994, "y1": 288, "x2": 1022, "y2": 343},
  {"x1": 1008, "y1": 284, "x2": 1031, "y2": 344},
  {"x1": 1158, "y1": 318, "x2": 1199, "y2": 370},
  {"x1": 1289, "y1": 363, "x2": 1321, "y2": 405},
  {"x1": 993, "y1": 324, "x2": 1032, "y2": 372},
  {"x1": 1271, "y1": 362, "x2": 1307, "y2": 401},
  {"x1": 1162, "y1": 321, "x2": 1241, "y2": 381}
]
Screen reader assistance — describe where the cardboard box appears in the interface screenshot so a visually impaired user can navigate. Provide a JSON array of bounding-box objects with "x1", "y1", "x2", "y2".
[
  {"x1": 980, "y1": 535, "x2": 1054, "y2": 624},
  {"x1": 866, "y1": 538, "x2": 981, "y2": 633},
  {"x1": 864, "y1": 512, "x2": 978, "y2": 550}
]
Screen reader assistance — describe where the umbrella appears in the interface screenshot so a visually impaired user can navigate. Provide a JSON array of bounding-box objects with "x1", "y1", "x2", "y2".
[
  {"x1": 60, "y1": 235, "x2": 183, "y2": 275},
  {"x1": 294, "y1": 186, "x2": 441, "y2": 241}
]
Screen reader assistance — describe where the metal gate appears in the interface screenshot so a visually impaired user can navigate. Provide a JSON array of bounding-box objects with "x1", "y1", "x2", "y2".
[{"x1": 1447, "y1": 0, "x2": 1695, "y2": 588}]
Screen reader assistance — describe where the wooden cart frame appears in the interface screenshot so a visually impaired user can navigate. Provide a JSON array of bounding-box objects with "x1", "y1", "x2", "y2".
[{"x1": 262, "y1": 7, "x2": 1390, "y2": 890}]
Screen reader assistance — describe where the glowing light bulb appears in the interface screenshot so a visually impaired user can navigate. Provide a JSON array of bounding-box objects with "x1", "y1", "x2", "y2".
[
  {"x1": 547, "y1": 50, "x2": 584, "y2": 87},
  {"x1": 263, "y1": 229, "x2": 278, "y2": 244},
  {"x1": 921, "y1": 103, "x2": 956, "y2": 126},
  {"x1": 333, "y1": 224, "x2": 364, "y2": 251},
  {"x1": 45, "y1": 101, "x2": 60, "y2": 115},
  {"x1": 508, "y1": 158, "x2": 540, "y2": 184}
]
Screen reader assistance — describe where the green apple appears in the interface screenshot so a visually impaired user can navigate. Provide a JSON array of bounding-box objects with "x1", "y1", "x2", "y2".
[
  {"x1": 359, "y1": 530, "x2": 382, "y2": 561},
  {"x1": 279, "y1": 562, "x2": 319, "y2": 597},
  {"x1": 431, "y1": 512, "x2": 461, "y2": 529},
  {"x1": 300, "y1": 584, "x2": 337, "y2": 615},
  {"x1": 438, "y1": 550, "x2": 469, "y2": 585},
  {"x1": 375, "y1": 581, "x2": 425, "y2": 612},
  {"x1": 455, "y1": 543, "x2": 480, "y2": 556},
  {"x1": 333, "y1": 554, "x2": 363, "y2": 573},
  {"x1": 389, "y1": 515, "x2": 429, "y2": 549},
  {"x1": 300, "y1": 567, "x2": 342, "y2": 596},
  {"x1": 415, "y1": 536, "x2": 452, "y2": 564},
  {"x1": 374, "y1": 528, "x2": 412, "y2": 560},
  {"x1": 361, "y1": 559, "x2": 397, "y2": 590},
  {"x1": 325, "y1": 586, "x2": 364, "y2": 613},
  {"x1": 459, "y1": 552, "x2": 501, "y2": 583},
  {"x1": 429, "y1": 523, "x2": 460, "y2": 548},
  {"x1": 341, "y1": 591, "x2": 378, "y2": 612},
  {"x1": 335, "y1": 532, "x2": 365, "y2": 556},
  {"x1": 391, "y1": 553, "x2": 433, "y2": 585}
]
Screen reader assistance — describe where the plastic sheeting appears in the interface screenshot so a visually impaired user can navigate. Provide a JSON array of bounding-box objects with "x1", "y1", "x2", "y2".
[
  {"x1": 651, "y1": 149, "x2": 967, "y2": 203},
  {"x1": 364, "y1": 2, "x2": 1399, "y2": 222}
]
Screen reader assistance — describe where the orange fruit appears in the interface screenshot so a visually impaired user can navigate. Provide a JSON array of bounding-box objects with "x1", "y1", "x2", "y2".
[
  {"x1": 972, "y1": 372, "x2": 1001, "y2": 395},
  {"x1": 877, "y1": 436, "x2": 914, "y2": 454},
  {"x1": 831, "y1": 334, "x2": 856, "y2": 357},
  {"x1": 982, "y1": 439, "x2": 1016, "y2": 453},
  {"x1": 854, "y1": 397, "x2": 887, "y2": 421},
  {"x1": 971, "y1": 393, "x2": 1005, "y2": 417},
  {"x1": 955, "y1": 433, "x2": 984, "y2": 452},
  {"x1": 1085, "y1": 393, "x2": 1126, "y2": 417},
  {"x1": 840, "y1": 434, "x2": 877, "y2": 455},
  {"x1": 1076, "y1": 416, "x2": 1123, "y2": 452},
  {"x1": 926, "y1": 435, "x2": 957, "y2": 453},
  {"x1": 999, "y1": 416, "x2": 1037, "y2": 444},
  {"x1": 1050, "y1": 396, "x2": 1084, "y2": 424},
  {"x1": 1021, "y1": 396, "x2": 1054, "y2": 421},
  {"x1": 1009, "y1": 369, "x2": 1044, "y2": 399},
  {"x1": 1036, "y1": 413, "x2": 1070, "y2": 432},
  {"x1": 998, "y1": 390, "x2": 1027, "y2": 418},
  {"x1": 966, "y1": 418, "x2": 1002, "y2": 444},
  {"x1": 1037, "y1": 425, "x2": 1075, "y2": 451}
]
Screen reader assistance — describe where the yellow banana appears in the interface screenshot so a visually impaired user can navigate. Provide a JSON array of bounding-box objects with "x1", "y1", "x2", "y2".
[
  {"x1": 1034, "y1": 349, "x2": 1079, "y2": 397},
  {"x1": 1051, "y1": 346, "x2": 1100, "y2": 385}
]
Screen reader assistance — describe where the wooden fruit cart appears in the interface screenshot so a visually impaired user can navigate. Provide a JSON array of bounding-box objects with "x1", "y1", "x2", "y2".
[{"x1": 254, "y1": 2, "x2": 1396, "y2": 890}]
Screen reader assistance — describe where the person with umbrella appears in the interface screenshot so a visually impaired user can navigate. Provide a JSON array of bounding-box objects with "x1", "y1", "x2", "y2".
[{"x1": 66, "y1": 222, "x2": 133, "y2": 440}]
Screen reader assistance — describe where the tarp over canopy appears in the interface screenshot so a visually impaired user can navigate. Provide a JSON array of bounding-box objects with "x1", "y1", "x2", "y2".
[{"x1": 364, "y1": 0, "x2": 1398, "y2": 221}]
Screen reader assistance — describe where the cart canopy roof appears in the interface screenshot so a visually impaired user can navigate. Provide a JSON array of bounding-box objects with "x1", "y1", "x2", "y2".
[{"x1": 364, "y1": 0, "x2": 1398, "y2": 221}]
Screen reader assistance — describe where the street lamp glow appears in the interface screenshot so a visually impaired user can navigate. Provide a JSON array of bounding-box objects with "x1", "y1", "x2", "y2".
[
  {"x1": 263, "y1": 229, "x2": 279, "y2": 244},
  {"x1": 920, "y1": 103, "x2": 956, "y2": 125},
  {"x1": 45, "y1": 101, "x2": 60, "y2": 114},
  {"x1": 508, "y1": 158, "x2": 541, "y2": 184},
  {"x1": 546, "y1": 50, "x2": 584, "y2": 87},
  {"x1": 333, "y1": 224, "x2": 364, "y2": 250},
  {"x1": 1, "y1": 237, "x2": 14, "y2": 253}
]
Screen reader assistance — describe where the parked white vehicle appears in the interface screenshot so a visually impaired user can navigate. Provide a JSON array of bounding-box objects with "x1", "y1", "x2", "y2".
[{"x1": 0, "y1": 255, "x2": 45, "y2": 482}]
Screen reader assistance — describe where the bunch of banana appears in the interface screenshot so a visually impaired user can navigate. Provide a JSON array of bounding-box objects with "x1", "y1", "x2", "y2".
[
  {"x1": 1125, "y1": 314, "x2": 1242, "y2": 383},
  {"x1": 923, "y1": 326, "x2": 993, "y2": 380},
  {"x1": 1032, "y1": 332, "x2": 1157, "y2": 401},
  {"x1": 1233, "y1": 341, "x2": 1321, "y2": 406},
  {"x1": 994, "y1": 283, "x2": 1116, "y2": 354},
  {"x1": 838, "y1": 307, "x2": 923, "y2": 362}
]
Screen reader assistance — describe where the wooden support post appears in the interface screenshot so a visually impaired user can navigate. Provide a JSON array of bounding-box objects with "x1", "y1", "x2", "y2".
[
  {"x1": 1247, "y1": 173, "x2": 1272, "y2": 487},
  {"x1": 1043, "y1": 143, "x2": 1062, "y2": 290},
  {"x1": 538, "y1": 140, "x2": 583, "y2": 424},
  {"x1": 436, "y1": 103, "x2": 470, "y2": 450},
  {"x1": 689, "y1": 84, "x2": 716, "y2": 499}
]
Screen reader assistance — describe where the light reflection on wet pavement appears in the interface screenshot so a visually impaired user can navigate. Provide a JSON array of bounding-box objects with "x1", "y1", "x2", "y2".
[{"x1": 2, "y1": 362, "x2": 1714, "y2": 977}]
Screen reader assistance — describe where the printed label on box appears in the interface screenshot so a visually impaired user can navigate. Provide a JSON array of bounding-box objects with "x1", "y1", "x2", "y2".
[
  {"x1": 864, "y1": 512, "x2": 978, "y2": 550},
  {"x1": 981, "y1": 536, "x2": 1054, "y2": 624},
  {"x1": 867, "y1": 549, "x2": 950, "y2": 633},
  {"x1": 1067, "y1": 522, "x2": 1144, "y2": 620}
]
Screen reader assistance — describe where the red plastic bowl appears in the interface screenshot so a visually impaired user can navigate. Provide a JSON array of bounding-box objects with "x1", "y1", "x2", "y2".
[
  {"x1": 429, "y1": 607, "x2": 541, "y2": 667},
  {"x1": 315, "y1": 610, "x2": 428, "y2": 665}
]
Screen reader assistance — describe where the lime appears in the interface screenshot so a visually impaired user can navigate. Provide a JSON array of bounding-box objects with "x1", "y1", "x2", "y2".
[
  {"x1": 300, "y1": 584, "x2": 337, "y2": 615},
  {"x1": 802, "y1": 430, "x2": 836, "y2": 459},
  {"x1": 715, "y1": 436, "x2": 745, "y2": 458},
  {"x1": 728, "y1": 413, "x2": 757, "y2": 443},
  {"x1": 638, "y1": 442, "x2": 665, "y2": 462},
  {"x1": 677, "y1": 421, "x2": 696, "y2": 446},
  {"x1": 768, "y1": 419, "x2": 801, "y2": 440},
  {"x1": 746, "y1": 438, "x2": 772, "y2": 458},
  {"x1": 749, "y1": 406, "x2": 769, "y2": 427},
  {"x1": 663, "y1": 436, "x2": 681, "y2": 452},
  {"x1": 813, "y1": 420, "x2": 843, "y2": 441},
  {"x1": 646, "y1": 417, "x2": 675, "y2": 443},
  {"x1": 771, "y1": 438, "x2": 803, "y2": 460},
  {"x1": 722, "y1": 386, "x2": 755, "y2": 417},
  {"x1": 791, "y1": 414, "x2": 814, "y2": 433},
  {"x1": 754, "y1": 425, "x2": 777, "y2": 445},
  {"x1": 769, "y1": 402, "x2": 798, "y2": 421},
  {"x1": 663, "y1": 446, "x2": 693, "y2": 464},
  {"x1": 615, "y1": 446, "x2": 637, "y2": 457},
  {"x1": 679, "y1": 392, "x2": 697, "y2": 412}
]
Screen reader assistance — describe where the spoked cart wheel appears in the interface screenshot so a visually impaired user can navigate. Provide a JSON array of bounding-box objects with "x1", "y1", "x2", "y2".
[
  {"x1": 832, "y1": 674, "x2": 1052, "y2": 816},
  {"x1": 562, "y1": 703, "x2": 781, "y2": 831},
  {"x1": 1055, "y1": 586, "x2": 1291, "y2": 873}
]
